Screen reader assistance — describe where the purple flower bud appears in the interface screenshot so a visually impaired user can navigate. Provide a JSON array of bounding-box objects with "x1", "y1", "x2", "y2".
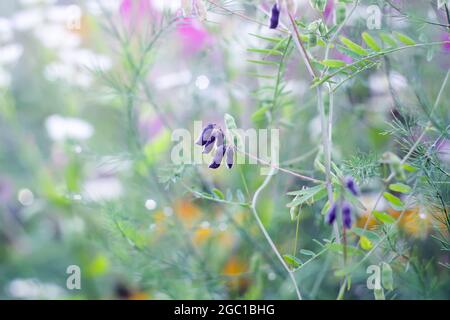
[
  {"x1": 342, "y1": 201, "x2": 353, "y2": 229},
  {"x1": 345, "y1": 176, "x2": 359, "y2": 196},
  {"x1": 214, "y1": 128, "x2": 225, "y2": 147},
  {"x1": 203, "y1": 135, "x2": 216, "y2": 154},
  {"x1": 326, "y1": 203, "x2": 337, "y2": 225},
  {"x1": 226, "y1": 146, "x2": 235, "y2": 169},
  {"x1": 195, "y1": 123, "x2": 215, "y2": 146},
  {"x1": 269, "y1": 3, "x2": 280, "y2": 29},
  {"x1": 209, "y1": 144, "x2": 226, "y2": 169}
]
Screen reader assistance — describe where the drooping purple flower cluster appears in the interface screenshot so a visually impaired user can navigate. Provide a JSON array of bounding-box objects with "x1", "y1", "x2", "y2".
[
  {"x1": 341, "y1": 202, "x2": 352, "y2": 229},
  {"x1": 325, "y1": 176, "x2": 360, "y2": 229},
  {"x1": 269, "y1": 3, "x2": 280, "y2": 29},
  {"x1": 325, "y1": 202, "x2": 337, "y2": 225},
  {"x1": 196, "y1": 123, "x2": 235, "y2": 169},
  {"x1": 345, "y1": 176, "x2": 359, "y2": 196},
  {"x1": 326, "y1": 200, "x2": 353, "y2": 229}
]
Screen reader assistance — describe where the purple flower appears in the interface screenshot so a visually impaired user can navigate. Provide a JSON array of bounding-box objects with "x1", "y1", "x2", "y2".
[
  {"x1": 198, "y1": 123, "x2": 233, "y2": 170},
  {"x1": 345, "y1": 176, "x2": 359, "y2": 196},
  {"x1": 209, "y1": 144, "x2": 226, "y2": 169},
  {"x1": 326, "y1": 203, "x2": 337, "y2": 225},
  {"x1": 226, "y1": 146, "x2": 235, "y2": 169},
  {"x1": 196, "y1": 123, "x2": 216, "y2": 146},
  {"x1": 342, "y1": 202, "x2": 352, "y2": 229},
  {"x1": 203, "y1": 135, "x2": 216, "y2": 154},
  {"x1": 214, "y1": 128, "x2": 225, "y2": 147},
  {"x1": 269, "y1": 3, "x2": 280, "y2": 29}
]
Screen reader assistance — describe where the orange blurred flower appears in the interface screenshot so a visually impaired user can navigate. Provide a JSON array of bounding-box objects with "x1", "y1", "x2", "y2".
[
  {"x1": 222, "y1": 256, "x2": 250, "y2": 295},
  {"x1": 174, "y1": 200, "x2": 201, "y2": 227},
  {"x1": 129, "y1": 292, "x2": 150, "y2": 300},
  {"x1": 388, "y1": 206, "x2": 437, "y2": 239},
  {"x1": 193, "y1": 224, "x2": 213, "y2": 245},
  {"x1": 356, "y1": 213, "x2": 379, "y2": 230}
]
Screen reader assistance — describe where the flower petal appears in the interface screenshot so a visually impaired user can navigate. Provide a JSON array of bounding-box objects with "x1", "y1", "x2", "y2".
[
  {"x1": 269, "y1": 4, "x2": 280, "y2": 29},
  {"x1": 226, "y1": 146, "x2": 234, "y2": 169},
  {"x1": 195, "y1": 123, "x2": 215, "y2": 146},
  {"x1": 345, "y1": 176, "x2": 359, "y2": 196},
  {"x1": 209, "y1": 144, "x2": 226, "y2": 169},
  {"x1": 326, "y1": 203, "x2": 337, "y2": 225},
  {"x1": 203, "y1": 136, "x2": 216, "y2": 154},
  {"x1": 214, "y1": 128, "x2": 225, "y2": 147},
  {"x1": 342, "y1": 201, "x2": 353, "y2": 229}
]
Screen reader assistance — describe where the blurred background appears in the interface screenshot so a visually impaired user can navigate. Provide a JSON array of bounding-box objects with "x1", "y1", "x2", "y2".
[{"x1": 0, "y1": 0, "x2": 449, "y2": 299}]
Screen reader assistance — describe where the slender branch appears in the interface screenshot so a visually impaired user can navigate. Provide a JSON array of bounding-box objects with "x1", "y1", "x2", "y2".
[
  {"x1": 385, "y1": 0, "x2": 449, "y2": 29},
  {"x1": 251, "y1": 165, "x2": 302, "y2": 300},
  {"x1": 205, "y1": 0, "x2": 289, "y2": 33},
  {"x1": 314, "y1": 41, "x2": 450, "y2": 87},
  {"x1": 286, "y1": 8, "x2": 340, "y2": 244},
  {"x1": 237, "y1": 149, "x2": 324, "y2": 184},
  {"x1": 286, "y1": 13, "x2": 317, "y2": 79}
]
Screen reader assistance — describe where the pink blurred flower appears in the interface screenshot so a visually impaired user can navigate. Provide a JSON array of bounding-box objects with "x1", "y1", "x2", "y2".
[
  {"x1": 139, "y1": 115, "x2": 164, "y2": 142},
  {"x1": 332, "y1": 49, "x2": 353, "y2": 64},
  {"x1": 437, "y1": 139, "x2": 450, "y2": 163},
  {"x1": 119, "y1": 0, "x2": 159, "y2": 29},
  {"x1": 441, "y1": 32, "x2": 450, "y2": 52},
  {"x1": 176, "y1": 18, "x2": 212, "y2": 55},
  {"x1": 324, "y1": 0, "x2": 334, "y2": 24}
]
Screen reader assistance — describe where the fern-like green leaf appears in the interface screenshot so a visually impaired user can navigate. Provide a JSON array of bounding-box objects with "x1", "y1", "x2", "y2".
[
  {"x1": 393, "y1": 31, "x2": 416, "y2": 46},
  {"x1": 362, "y1": 32, "x2": 381, "y2": 52},
  {"x1": 340, "y1": 36, "x2": 369, "y2": 56}
]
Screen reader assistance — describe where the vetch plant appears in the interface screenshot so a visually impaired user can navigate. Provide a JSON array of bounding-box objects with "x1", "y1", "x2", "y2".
[
  {"x1": 99, "y1": 0, "x2": 449, "y2": 300},
  {"x1": 3, "y1": 0, "x2": 448, "y2": 301}
]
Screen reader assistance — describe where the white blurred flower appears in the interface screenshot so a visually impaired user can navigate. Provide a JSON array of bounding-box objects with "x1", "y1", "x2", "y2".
[
  {"x1": 389, "y1": 71, "x2": 408, "y2": 90},
  {"x1": 8, "y1": 278, "x2": 65, "y2": 299},
  {"x1": 83, "y1": 177, "x2": 123, "y2": 202},
  {"x1": 34, "y1": 23, "x2": 81, "y2": 49},
  {"x1": 44, "y1": 62, "x2": 95, "y2": 88},
  {"x1": 46, "y1": 5, "x2": 81, "y2": 24},
  {"x1": 0, "y1": 18, "x2": 13, "y2": 43},
  {"x1": 195, "y1": 75, "x2": 210, "y2": 90},
  {"x1": 155, "y1": 70, "x2": 192, "y2": 90},
  {"x1": 309, "y1": 115, "x2": 322, "y2": 140},
  {"x1": 154, "y1": 0, "x2": 182, "y2": 13},
  {"x1": 44, "y1": 49, "x2": 110, "y2": 87},
  {"x1": 18, "y1": 188, "x2": 34, "y2": 206},
  {"x1": 145, "y1": 199, "x2": 157, "y2": 210},
  {"x1": 86, "y1": 0, "x2": 121, "y2": 16},
  {"x1": 63, "y1": 215, "x2": 85, "y2": 235},
  {"x1": 0, "y1": 43, "x2": 24, "y2": 65},
  {"x1": 12, "y1": 8, "x2": 44, "y2": 31},
  {"x1": 59, "y1": 49, "x2": 112, "y2": 71},
  {"x1": 369, "y1": 74, "x2": 389, "y2": 95},
  {"x1": 20, "y1": 0, "x2": 57, "y2": 4},
  {"x1": 45, "y1": 114, "x2": 94, "y2": 141}
]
